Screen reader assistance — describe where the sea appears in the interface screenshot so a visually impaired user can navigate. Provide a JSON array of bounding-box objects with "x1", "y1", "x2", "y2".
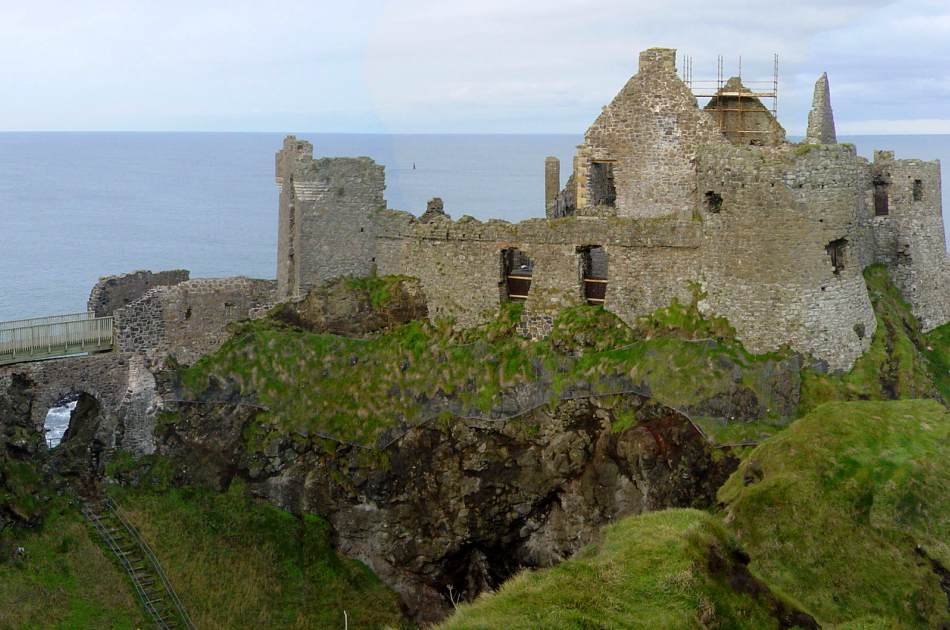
[{"x1": 1, "y1": 132, "x2": 949, "y2": 322}]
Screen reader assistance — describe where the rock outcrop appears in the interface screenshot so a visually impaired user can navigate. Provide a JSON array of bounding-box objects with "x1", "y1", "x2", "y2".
[{"x1": 157, "y1": 386, "x2": 737, "y2": 623}]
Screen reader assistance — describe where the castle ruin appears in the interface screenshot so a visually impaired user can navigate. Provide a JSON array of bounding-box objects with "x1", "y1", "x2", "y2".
[{"x1": 274, "y1": 47, "x2": 949, "y2": 372}]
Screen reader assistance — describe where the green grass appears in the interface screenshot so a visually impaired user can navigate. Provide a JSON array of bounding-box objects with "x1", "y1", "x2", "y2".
[
  {"x1": 110, "y1": 480, "x2": 405, "y2": 629},
  {"x1": 439, "y1": 509, "x2": 802, "y2": 629},
  {"x1": 718, "y1": 399, "x2": 950, "y2": 628},
  {"x1": 0, "y1": 504, "x2": 146, "y2": 629},
  {"x1": 923, "y1": 321, "x2": 950, "y2": 401},
  {"x1": 344, "y1": 273, "x2": 417, "y2": 309},
  {"x1": 800, "y1": 265, "x2": 941, "y2": 412},
  {"x1": 178, "y1": 293, "x2": 794, "y2": 450}
]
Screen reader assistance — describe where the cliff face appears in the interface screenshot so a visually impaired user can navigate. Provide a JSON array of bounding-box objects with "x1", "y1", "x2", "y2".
[{"x1": 159, "y1": 386, "x2": 735, "y2": 622}]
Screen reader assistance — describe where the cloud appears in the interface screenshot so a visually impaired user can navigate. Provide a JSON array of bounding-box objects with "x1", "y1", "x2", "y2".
[{"x1": 0, "y1": 0, "x2": 946, "y2": 133}]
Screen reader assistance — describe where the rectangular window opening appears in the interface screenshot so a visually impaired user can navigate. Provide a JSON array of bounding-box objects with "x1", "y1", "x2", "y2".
[
  {"x1": 913, "y1": 179, "x2": 923, "y2": 202},
  {"x1": 503, "y1": 249, "x2": 533, "y2": 302},
  {"x1": 873, "y1": 177, "x2": 889, "y2": 216},
  {"x1": 826, "y1": 238, "x2": 847, "y2": 275},
  {"x1": 579, "y1": 246, "x2": 608, "y2": 305},
  {"x1": 590, "y1": 162, "x2": 617, "y2": 208}
]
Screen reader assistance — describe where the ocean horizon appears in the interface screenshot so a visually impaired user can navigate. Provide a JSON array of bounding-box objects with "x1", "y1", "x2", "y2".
[{"x1": 1, "y1": 131, "x2": 948, "y2": 321}]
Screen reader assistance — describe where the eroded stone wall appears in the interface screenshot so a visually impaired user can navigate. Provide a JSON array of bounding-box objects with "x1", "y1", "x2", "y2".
[
  {"x1": 87, "y1": 269, "x2": 189, "y2": 317},
  {"x1": 574, "y1": 48, "x2": 726, "y2": 219},
  {"x1": 871, "y1": 153, "x2": 950, "y2": 331},
  {"x1": 375, "y1": 208, "x2": 703, "y2": 329},
  {"x1": 0, "y1": 352, "x2": 159, "y2": 455},
  {"x1": 697, "y1": 143, "x2": 876, "y2": 370},
  {"x1": 275, "y1": 139, "x2": 385, "y2": 299},
  {"x1": 115, "y1": 277, "x2": 277, "y2": 363}
]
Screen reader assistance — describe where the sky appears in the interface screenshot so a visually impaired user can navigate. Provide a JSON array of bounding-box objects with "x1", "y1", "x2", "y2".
[{"x1": 1, "y1": 0, "x2": 948, "y2": 134}]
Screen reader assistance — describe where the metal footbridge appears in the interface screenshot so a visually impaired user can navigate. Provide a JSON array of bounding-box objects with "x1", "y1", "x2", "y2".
[{"x1": 0, "y1": 312, "x2": 114, "y2": 366}]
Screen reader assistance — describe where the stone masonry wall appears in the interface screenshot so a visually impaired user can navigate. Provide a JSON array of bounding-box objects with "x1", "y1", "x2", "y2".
[
  {"x1": 574, "y1": 48, "x2": 727, "y2": 219},
  {"x1": 115, "y1": 277, "x2": 277, "y2": 364},
  {"x1": 375, "y1": 208, "x2": 703, "y2": 328},
  {"x1": 0, "y1": 351, "x2": 159, "y2": 455},
  {"x1": 87, "y1": 269, "x2": 190, "y2": 317},
  {"x1": 275, "y1": 139, "x2": 385, "y2": 299},
  {"x1": 114, "y1": 288, "x2": 166, "y2": 353},
  {"x1": 697, "y1": 143, "x2": 876, "y2": 370},
  {"x1": 871, "y1": 153, "x2": 950, "y2": 331}
]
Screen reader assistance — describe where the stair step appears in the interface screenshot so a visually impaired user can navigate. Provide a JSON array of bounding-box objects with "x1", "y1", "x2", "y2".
[{"x1": 81, "y1": 500, "x2": 193, "y2": 630}]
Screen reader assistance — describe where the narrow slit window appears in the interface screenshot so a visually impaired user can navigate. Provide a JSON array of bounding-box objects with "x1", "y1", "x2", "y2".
[
  {"x1": 590, "y1": 162, "x2": 617, "y2": 207},
  {"x1": 826, "y1": 238, "x2": 847, "y2": 275},
  {"x1": 873, "y1": 177, "x2": 889, "y2": 216},
  {"x1": 913, "y1": 179, "x2": 923, "y2": 202}
]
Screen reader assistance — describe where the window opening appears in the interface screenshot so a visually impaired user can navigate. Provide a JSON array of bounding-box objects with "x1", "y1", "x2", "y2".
[
  {"x1": 913, "y1": 179, "x2": 923, "y2": 202},
  {"x1": 704, "y1": 191, "x2": 723, "y2": 213},
  {"x1": 873, "y1": 177, "x2": 889, "y2": 216},
  {"x1": 590, "y1": 162, "x2": 617, "y2": 207},
  {"x1": 826, "y1": 238, "x2": 847, "y2": 275},
  {"x1": 503, "y1": 249, "x2": 533, "y2": 302},
  {"x1": 579, "y1": 246, "x2": 608, "y2": 305}
]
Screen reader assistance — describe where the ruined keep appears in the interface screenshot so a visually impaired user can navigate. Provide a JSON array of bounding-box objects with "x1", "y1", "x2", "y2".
[{"x1": 275, "y1": 48, "x2": 950, "y2": 372}]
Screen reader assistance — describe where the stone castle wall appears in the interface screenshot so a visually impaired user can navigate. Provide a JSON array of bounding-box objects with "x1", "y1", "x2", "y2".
[
  {"x1": 115, "y1": 277, "x2": 277, "y2": 364},
  {"x1": 0, "y1": 351, "x2": 160, "y2": 455},
  {"x1": 87, "y1": 269, "x2": 190, "y2": 317},
  {"x1": 276, "y1": 138, "x2": 385, "y2": 299},
  {"x1": 375, "y1": 208, "x2": 702, "y2": 329},
  {"x1": 871, "y1": 152, "x2": 950, "y2": 330},
  {"x1": 697, "y1": 143, "x2": 877, "y2": 369},
  {"x1": 574, "y1": 48, "x2": 726, "y2": 219},
  {"x1": 276, "y1": 47, "x2": 949, "y2": 372}
]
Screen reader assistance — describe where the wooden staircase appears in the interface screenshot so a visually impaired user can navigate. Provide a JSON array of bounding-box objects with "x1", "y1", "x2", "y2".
[{"x1": 81, "y1": 496, "x2": 196, "y2": 630}]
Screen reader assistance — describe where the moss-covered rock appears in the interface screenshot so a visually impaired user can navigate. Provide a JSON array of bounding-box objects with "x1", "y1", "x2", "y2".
[{"x1": 271, "y1": 274, "x2": 427, "y2": 336}]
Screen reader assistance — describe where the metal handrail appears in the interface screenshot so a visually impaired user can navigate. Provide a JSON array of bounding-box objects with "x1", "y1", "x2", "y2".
[
  {"x1": 104, "y1": 497, "x2": 197, "y2": 630},
  {"x1": 0, "y1": 311, "x2": 96, "y2": 331},
  {"x1": 0, "y1": 314, "x2": 113, "y2": 363},
  {"x1": 82, "y1": 503, "x2": 174, "y2": 629}
]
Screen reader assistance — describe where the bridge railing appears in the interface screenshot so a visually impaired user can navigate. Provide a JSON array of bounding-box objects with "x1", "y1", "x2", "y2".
[{"x1": 0, "y1": 312, "x2": 114, "y2": 365}]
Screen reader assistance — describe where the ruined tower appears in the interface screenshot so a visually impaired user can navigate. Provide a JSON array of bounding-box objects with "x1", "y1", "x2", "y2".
[
  {"x1": 805, "y1": 73, "x2": 837, "y2": 144},
  {"x1": 275, "y1": 137, "x2": 385, "y2": 299}
]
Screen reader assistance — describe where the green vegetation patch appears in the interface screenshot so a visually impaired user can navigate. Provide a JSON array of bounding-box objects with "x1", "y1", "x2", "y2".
[
  {"x1": 179, "y1": 296, "x2": 794, "y2": 449},
  {"x1": 112, "y1": 480, "x2": 405, "y2": 629},
  {"x1": 440, "y1": 509, "x2": 805, "y2": 629},
  {"x1": 924, "y1": 321, "x2": 950, "y2": 401},
  {"x1": 718, "y1": 399, "x2": 950, "y2": 627},
  {"x1": 0, "y1": 504, "x2": 146, "y2": 629},
  {"x1": 344, "y1": 273, "x2": 416, "y2": 309},
  {"x1": 800, "y1": 265, "x2": 941, "y2": 413}
]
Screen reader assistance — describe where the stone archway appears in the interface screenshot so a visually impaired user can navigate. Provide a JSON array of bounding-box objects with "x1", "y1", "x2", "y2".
[{"x1": 44, "y1": 390, "x2": 109, "y2": 480}]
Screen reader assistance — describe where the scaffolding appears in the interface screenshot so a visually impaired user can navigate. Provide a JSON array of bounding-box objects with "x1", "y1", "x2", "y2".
[{"x1": 681, "y1": 54, "x2": 779, "y2": 139}]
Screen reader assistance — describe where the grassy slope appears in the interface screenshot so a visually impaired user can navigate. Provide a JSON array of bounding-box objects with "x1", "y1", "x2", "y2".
[
  {"x1": 0, "y1": 505, "x2": 146, "y2": 629},
  {"x1": 111, "y1": 481, "x2": 405, "y2": 629},
  {"x1": 439, "y1": 509, "x2": 797, "y2": 629},
  {"x1": 180, "y1": 297, "x2": 790, "y2": 449},
  {"x1": 718, "y1": 399, "x2": 950, "y2": 628},
  {"x1": 441, "y1": 399, "x2": 950, "y2": 628},
  {"x1": 924, "y1": 321, "x2": 950, "y2": 402}
]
